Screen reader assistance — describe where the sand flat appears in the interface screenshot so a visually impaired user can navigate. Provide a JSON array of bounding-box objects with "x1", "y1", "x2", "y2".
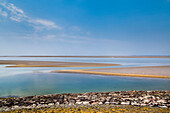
[
  {"x1": 54, "y1": 66, "x2": 170, "y2": 79},
  {"x1": 0, "y1": 60, "x2": 120, "y2": 67},
  {"x1": 85, "y1": 66, "x2": 170, "y2": 76}
]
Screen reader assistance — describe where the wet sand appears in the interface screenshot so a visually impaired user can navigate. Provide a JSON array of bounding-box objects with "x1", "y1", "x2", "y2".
[
  {"x1": 53, "y1": 66, "x2": 170, "y2": 79},
  {"x1": 1, "y1": 60, "x2": 170, "y2": 79},
  {"x1": 0, "y1": 60, "x2": 120, "y2": 68},
  {"x1": 0, "y1": 56, "x2": 170, "y2": 58}
]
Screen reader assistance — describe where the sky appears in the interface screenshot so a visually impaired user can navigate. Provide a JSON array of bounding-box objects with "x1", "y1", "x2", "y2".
[{"x1": 0, "y1": 0, "x2": 170, "y2": 56}]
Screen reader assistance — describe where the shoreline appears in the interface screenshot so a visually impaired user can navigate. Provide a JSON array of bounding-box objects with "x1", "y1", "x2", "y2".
[{"x1": 53, "y1": 66, "x2": 170, "y2": 79}]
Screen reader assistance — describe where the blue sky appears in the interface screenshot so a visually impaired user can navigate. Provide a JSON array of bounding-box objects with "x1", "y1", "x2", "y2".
[{"x1": 0, "y1": 0, "x2": 170, "y2": 55}]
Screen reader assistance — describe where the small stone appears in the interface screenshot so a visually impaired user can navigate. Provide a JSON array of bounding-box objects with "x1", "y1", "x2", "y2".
[{"x1": 82, "y1": 101, "x2": 90, "y2": 105}]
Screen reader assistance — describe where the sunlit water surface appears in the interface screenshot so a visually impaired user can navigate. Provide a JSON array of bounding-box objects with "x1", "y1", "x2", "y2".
[{"x1": 0, "y1": 57, "x2": 170, "y2": 97}]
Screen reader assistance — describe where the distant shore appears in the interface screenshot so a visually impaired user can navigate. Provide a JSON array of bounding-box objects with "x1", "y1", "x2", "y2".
[
  {"x1": 0, "y1": 55, "x2": 170, "y2": 58},
  {"x1": 54, "y1": 66, "x2": 170, "y2": 79}
]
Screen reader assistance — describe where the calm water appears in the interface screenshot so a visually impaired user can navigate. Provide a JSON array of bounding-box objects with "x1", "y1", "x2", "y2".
[
  {"x1": 0, "y1": 73, "x2": 170, "y2": 97},
  {"x1": 0, "y1": 57, "x2": 170, "y2": 97}
]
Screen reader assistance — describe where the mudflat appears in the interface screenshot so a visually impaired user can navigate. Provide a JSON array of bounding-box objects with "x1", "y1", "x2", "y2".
[
  {"x1": 0, "y1": 60, "x2": 120, "y2": 67},
  {"x1": 54, "y1": 66, "x2": 170, "y2": 79}
]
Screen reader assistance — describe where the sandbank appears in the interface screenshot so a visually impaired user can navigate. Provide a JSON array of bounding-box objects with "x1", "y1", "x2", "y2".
[
  {"x1": 53, "y1": 66, "x2": 170, "y2": 79},
  {"x1": 0, "y1": 60, "x2": 120, "y2": 68}
]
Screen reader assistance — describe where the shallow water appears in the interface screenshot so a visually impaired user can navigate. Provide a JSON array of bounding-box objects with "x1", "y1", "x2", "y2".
[
  {"x1": 0, "y1": 57, "x2": 170, "y2": 97},
  {"x1": 0, "y1": 57, "x2": 170, "y2": 77},
  {"x1": 1, "y1": 57, "x2": 170, "y2": 65},
  {"x1": 0, "y1": 73, "x2": 170, "y2": 97}
]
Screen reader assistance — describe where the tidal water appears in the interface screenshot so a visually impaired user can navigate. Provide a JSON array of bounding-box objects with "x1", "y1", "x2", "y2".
[
  {"x1": 0, "y1": 57, "x2": 170, "y2": 97},
  {"x1": 0, "y1": 73, "x2": 170, "y2": 97}
]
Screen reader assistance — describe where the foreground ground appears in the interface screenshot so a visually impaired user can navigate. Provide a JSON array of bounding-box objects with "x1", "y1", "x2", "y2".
[
  {"x1": 1, "y1": 105, "x2": 170, "y2": 113},
  {"x1": 0, "y1": 91, "x2": 170, "y2": 112}
]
